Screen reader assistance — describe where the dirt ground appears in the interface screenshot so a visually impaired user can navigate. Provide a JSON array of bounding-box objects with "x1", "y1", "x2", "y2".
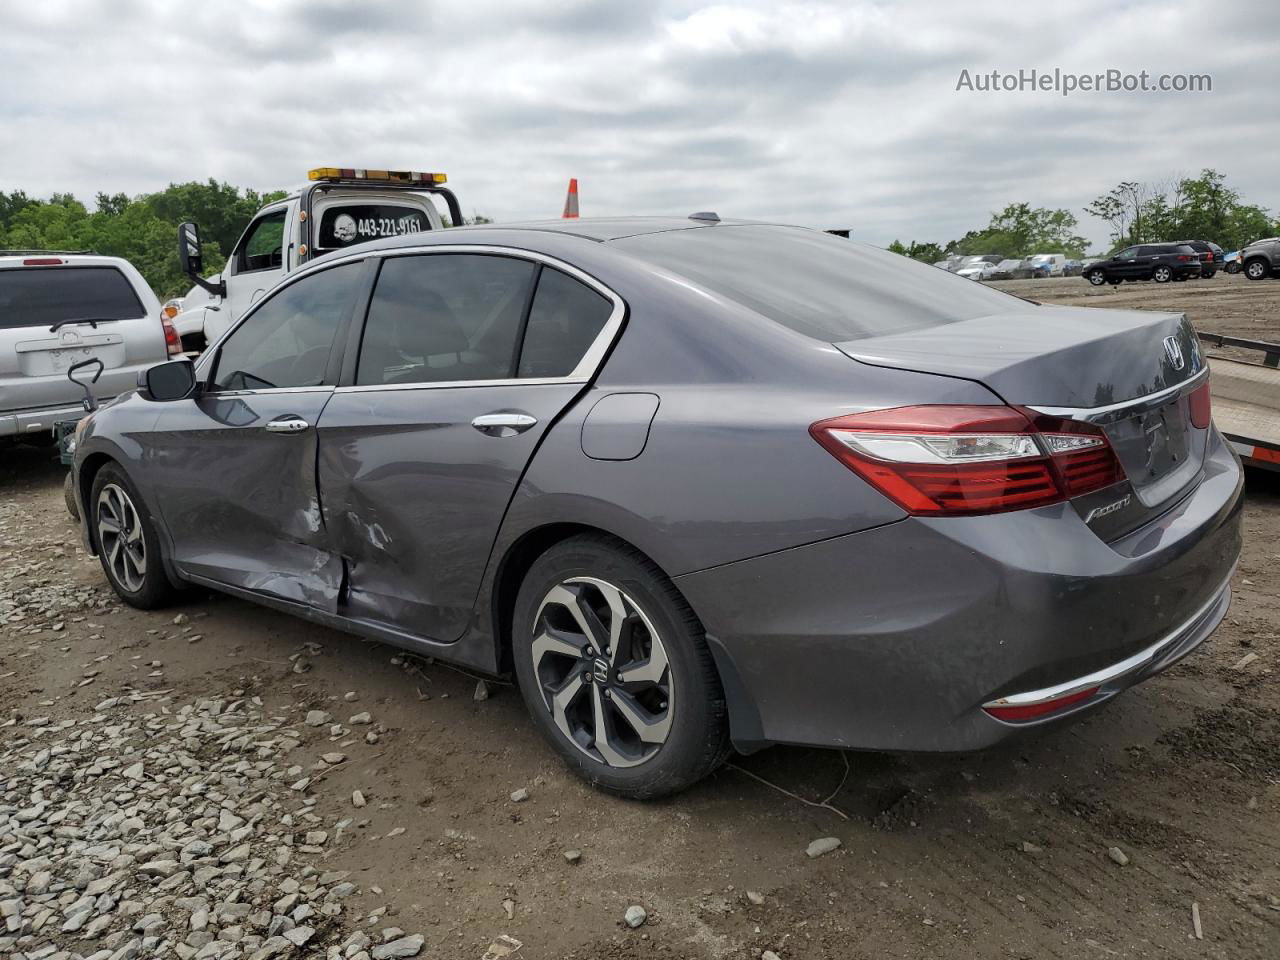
[{"x1": 2, "y1": 275, "x2": 1278, "y2": 960}]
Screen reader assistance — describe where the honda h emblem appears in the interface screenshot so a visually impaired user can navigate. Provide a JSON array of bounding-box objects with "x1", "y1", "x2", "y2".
[{"x1": 1163, "y1": 336, "x2": 1185, "y2": 370}]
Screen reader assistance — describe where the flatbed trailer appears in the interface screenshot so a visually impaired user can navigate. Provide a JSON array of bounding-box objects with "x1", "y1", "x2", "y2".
[{"x1": 1199, "y1": 332, "x2": 1280, "y2": 471}]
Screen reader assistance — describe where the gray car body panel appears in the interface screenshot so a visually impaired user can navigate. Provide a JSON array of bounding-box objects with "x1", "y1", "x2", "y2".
[{"x1": 75, "y1": 219, "x2": 1245, "y2": 754}]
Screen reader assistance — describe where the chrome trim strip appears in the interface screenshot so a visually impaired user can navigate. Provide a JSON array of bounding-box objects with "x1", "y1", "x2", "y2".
[
  {"x1": 1028, "y1": 366, "x2": 1208, "y2": 425},
  {"x1": 202, "y1": 386, "x2": 334, "y2": 399},
  {"x1": 335, "y1": 377, "x2": 586, "y2": 395},
  {"x1": 197, "y1": 245, "x2": 627, "y2": 391},
  {"x1": 983, "y1": 571, "x2": 1232, "y2": 711}
]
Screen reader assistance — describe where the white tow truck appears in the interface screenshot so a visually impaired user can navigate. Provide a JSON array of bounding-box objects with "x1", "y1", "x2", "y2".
[
  {"x1": 172, "y1": 168, "x2": 462, "y2": 350},
  {"x1": 1199, "y1": 332, "x2": 1280, "y2": 472}
]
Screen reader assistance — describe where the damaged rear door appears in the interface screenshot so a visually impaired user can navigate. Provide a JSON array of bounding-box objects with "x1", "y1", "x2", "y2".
[
  {"x1": 146, "y1": 260, "x2": 367, "y2": 608},
  {"x1": 316, "y1": 251, "x2": 621, "y2": 642}
]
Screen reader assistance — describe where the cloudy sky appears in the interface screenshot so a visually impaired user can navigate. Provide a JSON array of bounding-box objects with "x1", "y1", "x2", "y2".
[{"x1": 2, "y1": 0, "x2": 1277, "y2": 252}]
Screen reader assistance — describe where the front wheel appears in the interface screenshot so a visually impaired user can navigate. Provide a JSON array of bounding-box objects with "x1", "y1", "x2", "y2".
[
  {"x1": 90, "y1": 464, "x2": 177, "y2": 608},
  {"x1": 1153, "y1": 265, "x2": 1172, "y2": 283},
  {"x1": 512, "y1": 535, "x2": 730, "y2": 799},
  {"x1": 1087, "y1": 269, "x2": 1107, "y2": 286},
  {"x1": 1244, "y1": 259, "x2": 1270, "y2": 281}
]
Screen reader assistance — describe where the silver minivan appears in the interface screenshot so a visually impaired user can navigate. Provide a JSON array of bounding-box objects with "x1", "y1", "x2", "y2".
[{"x1": 1, "y1": 253, "x2": 170, "y2": 439}]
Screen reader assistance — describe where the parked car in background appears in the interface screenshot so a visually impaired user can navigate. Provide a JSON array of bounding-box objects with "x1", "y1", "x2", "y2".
[
  {"x1": 1028, "y1": 253, "x2": 1067, "y2": 277},
  {"x1": 1084, "y1": 244, "x2": 1202, "y2": 285},
  {"x1": 956, "y1": 261, "x2": 998, "y2": 281},
  {"x1": 1063, "y1": 260, "x2": 1083, "y2": 277},
  {"x1": 1239, "y1": 237, "x2": 1280, "y2": 281},
  {"x1": 1, "y1": 252, "x2": 179, "y2": 442},
  {"x1": 1176, "y1": 240, "x2": 1223, "y2": 278},
  {"x1": 989, "y1": 259, "x2": 1023, "y2": 280},
  {"x1": 951, "y1": 254, "x2": 1001, "y2": 273},
  {"x1": 72, "y1": 217, "x2": 1241, "y2": 799},
  {"x1": 1223, "y1": 251, "x2": 1242, "y2": 274}
]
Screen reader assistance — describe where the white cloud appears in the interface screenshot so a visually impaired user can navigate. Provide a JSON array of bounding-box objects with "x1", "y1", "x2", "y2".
[{"x1": 0, "y1": 0, "x2": 1275, "y2": 251}]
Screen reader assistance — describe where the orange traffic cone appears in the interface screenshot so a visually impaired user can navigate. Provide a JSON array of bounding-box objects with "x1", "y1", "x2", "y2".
[{"x1": 562, "y1": 178, "x2": 579, "y2": 218}]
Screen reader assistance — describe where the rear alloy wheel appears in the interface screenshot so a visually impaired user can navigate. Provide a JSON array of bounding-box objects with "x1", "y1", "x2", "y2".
[
  {"x1": 1244, "y1": 259, "x2": 1269, "y2": 281},
  {"x1": 1153, "y1": 265, "x2": 1173, "y2": 283},
  {"x1": 512, "y1": 535, "x2": 729, "y2": 798},
  {"x1": 91, "y1": 464, "x2": 177, "y2": 608},
  {"x1": 1087, "y1": 269, "x2": 1107, "y2": 286}
]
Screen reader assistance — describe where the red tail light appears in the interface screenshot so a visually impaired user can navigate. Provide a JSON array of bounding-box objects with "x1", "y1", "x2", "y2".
[
  {"x1": 161, "y1": 316, "x2": 182, "y2": 357},
  {"x1": 1188, "y1": 380, "x2": 1211, "y2": 429},
  {"x1": 810, "y1": 404, "x2": 1126, "y2": 516},
  {"x1": 1176, "y1": 255, "x2": 1192, "y2": 262},
  {"x1": 983, "y1": 686, "x2": 1099, "y2": 722},
  {"x1": 23, "y1": 257, "x2": 63, "y2": 266}
]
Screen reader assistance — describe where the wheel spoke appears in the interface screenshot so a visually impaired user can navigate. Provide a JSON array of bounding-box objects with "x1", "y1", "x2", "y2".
[
  {"x1": 97, "y1": 483, "x2": 146, "y2": 592},
  {"x1": 549, "y1": 672, "x2": 585, "y2": 743},
  {"x1": 617, "y1": 614, "x2": 669, "y2": 685},
  {"x1": 611, "y1": 688, "x2": 671, "y2": 745},
  {"x1": 591, "y1": 685, "x2": 632, "y2": 767},
  {"x1": 590, "y1": 580, "x2": 630, "y2": 664},
  {"x1": 537, "y1": 584, "x2": 607, "y2": 650},
  {"x1": 532, "y1": 628, "x2": 585, "y2": 666},
  {"x1": 98, "y1": 516, "x2": 122, "y2": 536}
]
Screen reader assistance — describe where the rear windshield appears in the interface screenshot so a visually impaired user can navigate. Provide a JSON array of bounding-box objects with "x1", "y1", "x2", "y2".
[
  {"x1": 0, "y1": 266, "x2": 145, "y2": 330},
  {"x1": 317, "y1": 204, "x2": 431, "y2": 251},
  {"x1": 611, "y1": 225, "x2": 1023, "y2": 342}
]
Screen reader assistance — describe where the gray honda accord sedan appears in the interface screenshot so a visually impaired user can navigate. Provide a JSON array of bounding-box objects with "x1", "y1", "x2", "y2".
[{"x1": 73, "y1": 217, "x2": 1243, "y2": 798}]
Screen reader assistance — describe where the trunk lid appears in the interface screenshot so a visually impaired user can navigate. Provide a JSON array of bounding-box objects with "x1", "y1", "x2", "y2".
[{"x1": 836, "y1": 305, "x2": 1209, "y2": 517}]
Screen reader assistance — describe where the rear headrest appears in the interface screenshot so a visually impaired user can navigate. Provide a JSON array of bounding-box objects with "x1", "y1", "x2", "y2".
[{"x1": 381, "y1": 288, "x2": 470, "y2": 357}]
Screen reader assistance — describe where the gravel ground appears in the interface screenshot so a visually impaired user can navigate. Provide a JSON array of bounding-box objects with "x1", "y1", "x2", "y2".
[{"x1": 2, "y1": 277, "x2": 1278, "y2": 960}]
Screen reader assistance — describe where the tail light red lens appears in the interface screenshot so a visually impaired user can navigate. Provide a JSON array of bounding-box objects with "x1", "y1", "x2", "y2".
[
  {"x1": 23, "y1": 257, "x2": 63, "y2": 266},
  {"x1": 983, "y1": 686, "x2": 1099, "y2": 722},
  {"x1": 161, "y1": 317, "x2": 182, "y2": 357},
  {"x1": 810, "y1": 404, "x2": 1127, "y2": 516},
  {"x1": 1188, "y1": 380, "x2": 1212, "y2": 429}
]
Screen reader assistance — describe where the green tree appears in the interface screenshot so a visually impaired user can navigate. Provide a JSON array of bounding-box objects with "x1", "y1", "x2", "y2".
[
  {"x1": 950, "y1": 203, "x2": 1089, "y2": 258},
  {"x1": 888, "y1": 239, "x2": 945, "y2": 262},
  {"x1": 143, "y1": 180, "x2": 286, "y2": 258}
]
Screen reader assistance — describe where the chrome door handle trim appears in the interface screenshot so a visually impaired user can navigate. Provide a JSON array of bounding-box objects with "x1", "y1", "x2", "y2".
[
  {"x1": 471, "y1": 413, "x2": 537, "y2": 437},
  {"x1": 265, "y1": 417, "x2": 310, "y2": 433}
]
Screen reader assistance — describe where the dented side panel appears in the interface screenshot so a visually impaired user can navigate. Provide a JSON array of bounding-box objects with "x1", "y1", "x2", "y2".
[
  {"x1": 315, "y1": 382, "x2": 583, "y2": 642},
  {"x1": 143, "y1": 389, "x2": 343, "y2": 609}
]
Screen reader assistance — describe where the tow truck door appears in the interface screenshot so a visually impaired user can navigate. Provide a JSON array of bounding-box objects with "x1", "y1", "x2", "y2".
[{"x1": 222, "y1": 204, "x2": 292, "y2": 332}]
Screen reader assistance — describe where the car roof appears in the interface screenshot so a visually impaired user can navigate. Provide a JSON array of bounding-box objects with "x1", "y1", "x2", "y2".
[
  {"x1": 354, "y1": 216, "x2": 772, "y2": 251},
  {"x1": 0, "y1": 253, "x2": 134, "y2": 269}
]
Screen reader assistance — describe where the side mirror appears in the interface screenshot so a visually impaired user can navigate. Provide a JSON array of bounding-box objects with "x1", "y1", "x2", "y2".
[
  {"x1": 177, "y1": 222, "x2": 226, "y2": 297},
  {"x1": 138, "y1": 359, "x2": 198, "y2": 402},
  {"x1": 178, "y1": 221, "x2": 204, "y2": 276}
]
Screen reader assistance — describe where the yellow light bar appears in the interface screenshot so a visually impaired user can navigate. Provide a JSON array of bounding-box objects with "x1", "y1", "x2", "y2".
[{"x1": 308, "y1": 168, "x2": 447, "y2": 184}]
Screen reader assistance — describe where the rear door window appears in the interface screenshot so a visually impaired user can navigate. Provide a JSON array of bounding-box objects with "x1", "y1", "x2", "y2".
[
  {"x1": 0, "y1": 266, "x2": 144, "y2": 330},
  {"x1": 612, "y1": 225, "x2": 1024, "y2": 343},
  {"x1": 356, "y1": 254, "x2": 537, "y2": 386},
  {"x1": 317, "y1": 204, "x2": 431, "y2": 253}
]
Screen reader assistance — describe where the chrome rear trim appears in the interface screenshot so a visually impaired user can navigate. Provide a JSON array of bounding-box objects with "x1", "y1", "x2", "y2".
[
  {"x1": 1029, "y1": 365, "x2": 1208, "y2": 425},
  {"x1": 983, "y1": 570, "x2": 1232, "y2": 711}
]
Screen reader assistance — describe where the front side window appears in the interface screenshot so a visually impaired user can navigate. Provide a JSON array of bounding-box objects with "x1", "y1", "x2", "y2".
[
  {"x1": 356, "y1": 254, "x2": 537, "y2": 386},
  {"x1": 1118, "y1": 247, "x2": 1137, "y2": 260},
  {"x1": 211, "y1": 263, "x2": 359, "y2": 391},
  {"x1": 236, "y1": 210, "x2": 287, "y2": 273},
  {"x1": 518, "y1": 268, "x2": 613, "y2": 379}
]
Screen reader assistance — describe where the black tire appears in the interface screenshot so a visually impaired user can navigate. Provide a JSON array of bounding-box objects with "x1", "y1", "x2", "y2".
[
  {"x1": 1087, "y1": 268, "x2": 1107, "y2": 286},
  {"x1": 511, "y1": 534, "x2": 730, "y2": 799},
  {"x1": 1226, "y1": 262, "x2": 1240, "y2": 275},
  {"x1": 1244, "y1": 258, "x2": 1270, "y2": 281},
  {"x1": 1153, "y1": 265, "x2": 1172, "y2": 283},
  {"x1": 63, "y1": 472, "x2": 79, "y2": 521},
  {"x1": 90, "y1": 463, "x2": 178, "y2": 609}
]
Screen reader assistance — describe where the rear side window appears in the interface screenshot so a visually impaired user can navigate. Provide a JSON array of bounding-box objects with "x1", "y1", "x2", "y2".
[
  {"x1": 612, "y1": 225, "x2": 1023, "y2": 342},
  {"x1": 356, "y1": 254, "x2": 537, "y2": 386},
  {"x1": 0, "y1": 266, "x2": 144, "y2": 330},
  {"x1": 317, "y1": 204, "x2": 430, "y2": 252},
  {"x1": 518, "y1": 268, "x2": 613, "y2": 378}
]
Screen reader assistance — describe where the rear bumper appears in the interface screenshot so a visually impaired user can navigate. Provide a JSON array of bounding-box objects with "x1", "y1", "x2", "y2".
[
  {"x1": 677, "y1": 429, "x2": 1244, "y2": 753},
  {"x1": 0, "y1": 401, "x2": 91, "y2": 438}
]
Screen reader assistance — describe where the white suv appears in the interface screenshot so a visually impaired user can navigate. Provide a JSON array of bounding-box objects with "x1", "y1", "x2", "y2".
[{"x1": 0, "y1": 253, "x2": 175, "y2": 440}]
